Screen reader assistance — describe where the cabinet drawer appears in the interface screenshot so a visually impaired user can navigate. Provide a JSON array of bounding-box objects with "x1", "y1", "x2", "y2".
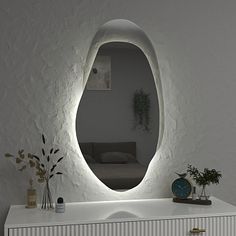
[
  {"x1": 174, "y1": 216, "x2": 236, "y2": 236},
  {"x1": 7, "y1": 216, "x2": 236, "y2": 236}
]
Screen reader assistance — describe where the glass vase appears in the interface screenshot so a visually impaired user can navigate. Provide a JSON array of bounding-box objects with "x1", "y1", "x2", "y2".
[
  {"x1": 199, "y1": 185, "x2": 209, "y2": 200},
  {"x1": 41, "y1": 179, "x2": 54, "y2": 209}
]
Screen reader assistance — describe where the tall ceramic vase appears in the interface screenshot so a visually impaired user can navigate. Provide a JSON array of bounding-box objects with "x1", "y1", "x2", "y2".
[{"x1": 41, "y1": 179, "x2": 53, "y2": 209}]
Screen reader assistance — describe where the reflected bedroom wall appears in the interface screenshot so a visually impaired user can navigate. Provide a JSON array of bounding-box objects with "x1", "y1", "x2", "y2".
[{"x1": 77, "y1": 43, "x2": 159, "y2": 166}]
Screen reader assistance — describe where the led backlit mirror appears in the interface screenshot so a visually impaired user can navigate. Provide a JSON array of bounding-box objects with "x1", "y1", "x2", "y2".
[{"x1": 76, "y1": 41, "x2": 160, "y2": 191}]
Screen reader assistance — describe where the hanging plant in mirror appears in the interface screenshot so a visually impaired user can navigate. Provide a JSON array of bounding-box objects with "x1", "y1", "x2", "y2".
[{"x1": 133, "y1": 89, "x2": 150, "y2": 131}]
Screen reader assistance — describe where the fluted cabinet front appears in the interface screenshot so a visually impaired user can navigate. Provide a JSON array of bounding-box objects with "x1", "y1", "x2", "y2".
[{"x1": 7, "y1": 216, "x2": 236, "y2": 236}]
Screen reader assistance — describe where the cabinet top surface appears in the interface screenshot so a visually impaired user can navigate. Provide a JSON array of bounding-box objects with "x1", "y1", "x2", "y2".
[{"x1": 5, "y1": 197, "x2": 236, "y2": 228}]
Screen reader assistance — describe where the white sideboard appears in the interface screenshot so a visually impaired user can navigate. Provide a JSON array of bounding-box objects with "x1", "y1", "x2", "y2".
[{"x1": 4, "y1": 197, "x2": 236, "y2": 236}]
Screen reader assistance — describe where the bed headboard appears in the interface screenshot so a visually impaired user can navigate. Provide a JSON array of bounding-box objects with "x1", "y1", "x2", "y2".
[
  {"x1": 79, "y1": 142, "x2": 93, "y2": 156},
  {"x1": 93, "y1": 142, "x2": 136, "y2": 162},
  {"x1": 79, "y1": 142, "x2": 136, "y2": 163}
]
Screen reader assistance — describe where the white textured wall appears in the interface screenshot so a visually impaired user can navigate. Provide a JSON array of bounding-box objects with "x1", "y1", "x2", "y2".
[{"x1": 1, "y1": 0, "x2": 236, "y2": 234}]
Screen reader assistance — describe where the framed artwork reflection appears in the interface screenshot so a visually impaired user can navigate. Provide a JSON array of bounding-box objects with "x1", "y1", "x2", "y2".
[{"x1": 86, "y1": 55, "x2": 111, "y2": 90}]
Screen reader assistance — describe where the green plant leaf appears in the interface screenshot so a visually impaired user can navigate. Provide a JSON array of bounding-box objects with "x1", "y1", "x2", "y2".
[
  {"x1": 16, "y1": 158, "x2": 22, "y2": 164},
  {"x1": 5, "y1": 153, "x2": 13, "y2": 158},
  {"x1": 29, "y1": 160, "x2": 35, "y2": 167},
  {"x1": 38, "y1": 178, "x2": 44, "y2": 183},
  {"x1": 28, "y1": 153, "x2": 33, "y2": 159},
  {"x1": 19, "y1": 165, "x2": 27, "y2": 171},
  {"x1": 18, "y1": 150, "x2": 24, "y2": 155},
  {"x1": 187, "y1": 164, "x2": 222, "y2": 186}
]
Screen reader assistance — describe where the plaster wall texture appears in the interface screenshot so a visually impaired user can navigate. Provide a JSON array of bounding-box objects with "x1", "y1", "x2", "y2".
[
  {"x1": 1, "y1": 0, "x2": 236, "y2": 234},
  {"x1": 77, "y1": 46, "x2": 159, "y2": 166}
]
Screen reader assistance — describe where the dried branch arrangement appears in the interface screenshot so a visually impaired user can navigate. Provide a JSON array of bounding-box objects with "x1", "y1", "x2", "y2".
[
  {"x1": 5, "y1": 134, "x2": 64, "y2": 209},
  {"x1": 33, "y1": 134, "x2": 63, "y2": 184},
  {"x1": 5, "y1": 151, "x2": 35, "y2": 172}
]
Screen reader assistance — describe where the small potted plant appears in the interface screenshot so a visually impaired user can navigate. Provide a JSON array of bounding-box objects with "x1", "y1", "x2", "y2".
[{"x1": 187, "y1": 164, "x2": 222, "y2": 200}]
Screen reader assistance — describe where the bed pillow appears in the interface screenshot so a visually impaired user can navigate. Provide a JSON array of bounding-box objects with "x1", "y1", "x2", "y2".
[
  {"x1": 125, "y1": 153, "x2": 137, "y2": 163},
  {"x1": 84, "y1": 154, "x2": 96, "y2": 164},
  {"x1": 99, "y1": 152, "x2": 136, "y2": 164}
]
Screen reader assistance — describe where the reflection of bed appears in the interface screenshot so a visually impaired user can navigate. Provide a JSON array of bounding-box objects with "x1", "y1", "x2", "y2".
[
  {"x1": 90, "y1": 163, "x2": 147, "y2": 189},
  {"x1": 80, "y1": 142, "x2": 147, "y2": 189}
]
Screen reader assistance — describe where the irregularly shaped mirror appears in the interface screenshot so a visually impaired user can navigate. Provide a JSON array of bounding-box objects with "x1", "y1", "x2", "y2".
[{"x1": 76, "y1": 42, "x2": 160, "y2": 191}]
